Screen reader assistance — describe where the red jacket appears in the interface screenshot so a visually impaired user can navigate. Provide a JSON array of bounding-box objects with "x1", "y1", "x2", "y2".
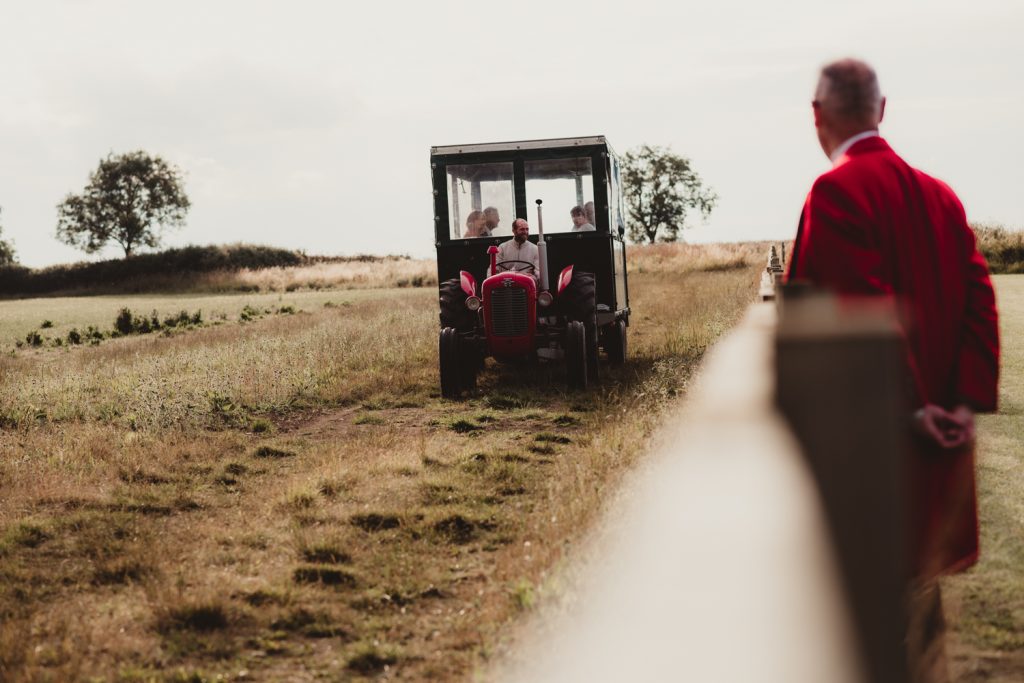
[{"x1": 788, "y1": 136, "x2": 1000, "y2": 578}]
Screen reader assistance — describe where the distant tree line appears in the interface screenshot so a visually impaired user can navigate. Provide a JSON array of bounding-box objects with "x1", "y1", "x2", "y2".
[{"x1": 0, "y1": 244, "x2": 304, "y2": 297}]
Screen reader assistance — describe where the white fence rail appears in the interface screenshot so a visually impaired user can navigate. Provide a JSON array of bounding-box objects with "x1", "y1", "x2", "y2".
[{"x1": 503, "y1": 291, "x2": 909, "y2": 682}]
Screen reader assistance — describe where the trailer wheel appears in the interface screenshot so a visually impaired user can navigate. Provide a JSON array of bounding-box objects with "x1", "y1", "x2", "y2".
[
  {"x1": 439, "y1": 327, "x2": 461, "y2": 398},
  {"x1": 565, "y1": 320, "x2": 588, "y2": 390},
  {"x1": 439, "y1": 278, "x2": 475, "y2": 331},
  {"x1": 604, "y1": 319, "x2": 627, "y2": 366}
]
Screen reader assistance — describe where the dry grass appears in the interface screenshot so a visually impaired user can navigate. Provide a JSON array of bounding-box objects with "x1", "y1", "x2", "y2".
[
  {"x1": 195, "y1": 257, "x2": 438, "y2": 293},
  {"x1": 973, "y1": 223, "x2": 1024, "y2": 275},
  {"x1": 0, "y1": 244, "x2": 762, "y2": 682},
  {"x1": 627, "y1": 239, "x2": 781, "y2": 275},
  {"x1": 0, "y1": 292, "x2": 436, "y2": 429},
  {"x1": 0, "y1": 282, "x2": 426, "y2": 350}
]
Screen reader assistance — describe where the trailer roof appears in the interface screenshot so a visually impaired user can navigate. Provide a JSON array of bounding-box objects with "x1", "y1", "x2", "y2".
[{"x1": 431, "y1": 136, "x2": 609, "y2": 156}]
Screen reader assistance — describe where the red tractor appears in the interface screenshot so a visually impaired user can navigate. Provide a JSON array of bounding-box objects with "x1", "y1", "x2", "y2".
[{"x1": 431, "y1": 136, "x2": 631, "y2": 398}]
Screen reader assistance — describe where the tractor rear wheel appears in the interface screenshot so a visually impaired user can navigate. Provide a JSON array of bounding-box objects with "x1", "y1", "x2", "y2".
[
  {"x1": 439, "y1": 327, "x2": 461, "y2": 398},
  {"x1": 439, "y1": 278, "x2": 475, "y2": 331},
  {"x1": 604, "y1": 319, "x2": 627, "y2": 366},
  {"x1": 559, "y1": 271, "x2": 596, "y2": 324},
  {"x1": 565, "y1": 320, "x2": 588, "y2": 390},
  {"x1": 560, "y1": 272, "x2": 598, "y2": 382}
]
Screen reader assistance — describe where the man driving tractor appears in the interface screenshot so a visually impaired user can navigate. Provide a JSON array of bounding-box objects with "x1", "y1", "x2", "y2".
[{"x1": 496, "y1": 218, "x2": 540, "y2": 282}]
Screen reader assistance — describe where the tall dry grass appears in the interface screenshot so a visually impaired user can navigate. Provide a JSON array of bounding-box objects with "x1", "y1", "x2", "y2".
[
  {"x1": 0, "y1": 292, "x2": 436, "y2": 429},
  {"x1": 627, "y1": 240, "x2": 781, "y2": 275},
  {"x1": 973, "y1": 223, "x2": 1024, "y2": 274},
  {"x1": 194, "y1": 257, "x2": 438, "y2": 292}
]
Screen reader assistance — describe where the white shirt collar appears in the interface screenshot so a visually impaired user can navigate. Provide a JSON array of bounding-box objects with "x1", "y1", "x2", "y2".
[{"x1": 830, "y1": 130, "x2": 879, "y2": 164}]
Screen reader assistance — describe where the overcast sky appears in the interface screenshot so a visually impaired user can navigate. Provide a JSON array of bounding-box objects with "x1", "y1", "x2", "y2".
[{"x1": 2, "y1": 0, "x2": 1021, "y2": 267}]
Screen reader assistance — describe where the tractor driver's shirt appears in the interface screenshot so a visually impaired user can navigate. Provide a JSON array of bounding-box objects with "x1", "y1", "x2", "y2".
[{"x1": 496, "y1": 238, "x2": 540, "y2": 282}]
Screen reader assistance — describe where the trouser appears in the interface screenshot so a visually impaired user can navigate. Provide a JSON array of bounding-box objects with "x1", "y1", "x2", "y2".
[{"x1": 906, "y1": 580, "x2": 949, "y2": 683}]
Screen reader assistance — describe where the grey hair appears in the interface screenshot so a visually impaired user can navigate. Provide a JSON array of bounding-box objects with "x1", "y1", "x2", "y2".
[{"x1": 817, "y1": 58, "x2": 883, "y2": 125}]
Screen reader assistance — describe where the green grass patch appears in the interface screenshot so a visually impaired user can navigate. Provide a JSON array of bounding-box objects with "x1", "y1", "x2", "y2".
[
  {"x1": 448, "y1": 418, "x2": 482, "y2": 434},
  {"x1": 534, "y1": 432, "x2": 572, "y2": 444},
  {"x1": 253, "y1": 446, "x2": 295, "y2": 459},
  {"x1": 346, "y1": 643, "x2": 399, "y2": 675},
  {"x1": 299, "y1": 541, "x2": 351, "y2": 565},
  {"x1": 2, "y1": 521, "x2": 52, "y2": 549},
  {"x1": 293, "y1": 565, "x2": 358, "y2": 587},
  {"x1": 350, "y1": 512, "x2": 401, "y2": 532},
  {"x1": 271, "y1": 607, "x2": 347, "y2": 639}
]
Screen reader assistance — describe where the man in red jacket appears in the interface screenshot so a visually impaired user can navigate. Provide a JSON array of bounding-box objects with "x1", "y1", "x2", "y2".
[{"x1": 788, "y1": 58, "x2": 999, "y2": 681}]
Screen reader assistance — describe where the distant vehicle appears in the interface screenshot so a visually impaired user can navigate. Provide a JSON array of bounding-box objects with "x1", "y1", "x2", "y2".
[{"x1": 431, "y1": 136, "x2": 631, "y2": 397}]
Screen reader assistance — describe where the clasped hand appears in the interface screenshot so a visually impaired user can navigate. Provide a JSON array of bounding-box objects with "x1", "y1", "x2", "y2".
[{"x1": 913, "y1": 404, "x2": 975, "y2": 449}]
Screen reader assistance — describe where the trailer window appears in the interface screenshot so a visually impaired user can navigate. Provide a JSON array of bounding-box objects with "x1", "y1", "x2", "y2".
[
  {"x1": 524, "y1": 157, "x2": 595, "y2": 234},
  {"x1": 609, "y1": 156, "x2": 626, "y2": 236},
  {"x1": 446, "y1": 162, "x2": 515, "y2": 239}
]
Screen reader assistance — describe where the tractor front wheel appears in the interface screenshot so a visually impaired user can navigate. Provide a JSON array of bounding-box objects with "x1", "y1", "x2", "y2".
[
  {"x1": 565, "y1": 320, "x2": 588, "y2": 390},
  {"x1": 439, "y1": 327, "x2": 461, "y2": 399}
]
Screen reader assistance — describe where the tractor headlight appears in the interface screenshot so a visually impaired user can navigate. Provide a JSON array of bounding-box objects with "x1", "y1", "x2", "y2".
[
  {"x1": 465, "y1": 296, "x2": 481, "y2": 312},
  {"x1": 537, "y1": 291, "x2": 553, "y2": 307}
]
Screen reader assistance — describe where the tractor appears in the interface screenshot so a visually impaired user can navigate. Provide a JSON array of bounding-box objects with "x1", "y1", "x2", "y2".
[{"x1": 431, "y1": 136, "x2": 631, "y2": 397}]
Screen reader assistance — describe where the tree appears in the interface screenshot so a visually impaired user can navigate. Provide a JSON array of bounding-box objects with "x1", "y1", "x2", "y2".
[
  {"x1": 0, "y1": 207, "x2": 16, "y2": 267},
  {"x1": 621, "y1": 145, "x2": 718, "y2": 243},
  {"x1": 56, "y1": 151, "x2": 190, "y2": 258}
]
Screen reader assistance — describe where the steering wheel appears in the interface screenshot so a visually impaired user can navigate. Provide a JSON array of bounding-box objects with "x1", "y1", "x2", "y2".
[{"x1": 495, "y1": 260, "x2": 536, "y2": 274}]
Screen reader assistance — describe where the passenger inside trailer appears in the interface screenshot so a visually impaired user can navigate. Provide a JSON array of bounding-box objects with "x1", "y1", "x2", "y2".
[
  {"x1": 446, "y1": 163, "x2": 515, "y2": 240},
  {"x1": 445, "y1": 156, "x2": 597, "y2": 239}
]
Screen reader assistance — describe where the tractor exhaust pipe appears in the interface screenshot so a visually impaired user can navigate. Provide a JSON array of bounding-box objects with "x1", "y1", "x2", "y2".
[{"x1": 535, "y1": 199, "x2": 549, "y2": 291}]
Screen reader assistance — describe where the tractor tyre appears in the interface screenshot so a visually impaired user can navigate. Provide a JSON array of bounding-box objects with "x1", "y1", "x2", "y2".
[
  {"x1": 560, "y1": 272, "x2": 599, "y2": 382},
  {"x1": 459, "y1": 341, "x2": 478, "y2": 391},
  {"x1": 565, "y1": 320, "x2": 588, "y2": 390},
  {"x1": 559, "y1": 271, "x2": 597, "y2": 324},
  {"x1": 604, "y1": 319, "x2": 627, "y2": 366},
  {"x1": 439, "y1": 327, "x2": 461, "y2": 399},
  {"x1": 439, "y1": 278, "x2": 475, "y2": 331}
]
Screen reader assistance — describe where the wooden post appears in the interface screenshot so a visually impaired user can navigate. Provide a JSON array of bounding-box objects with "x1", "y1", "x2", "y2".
[
  {"x1": 760, "y1": 245, "x2": 787, "y2": 301},
  {"x1": 775, "y1": 290, "x2": 910, "y2": 683}
]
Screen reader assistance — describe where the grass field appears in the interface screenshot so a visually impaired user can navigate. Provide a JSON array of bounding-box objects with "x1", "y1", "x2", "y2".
[
  {"x1": 0, "y1": 244, "x2": 765, "y2": 681},
  {"x1": 0, "y1": 288, "x2": 417, "y2": 353},
  {"x1": 947, "y1": 274, "x2": 1024, "y2": 681}
]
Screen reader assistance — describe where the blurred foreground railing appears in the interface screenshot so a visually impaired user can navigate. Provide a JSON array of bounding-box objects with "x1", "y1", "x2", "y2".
[{"x1": 503, "y1": 287, "x2": 910, "y2": 682}]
